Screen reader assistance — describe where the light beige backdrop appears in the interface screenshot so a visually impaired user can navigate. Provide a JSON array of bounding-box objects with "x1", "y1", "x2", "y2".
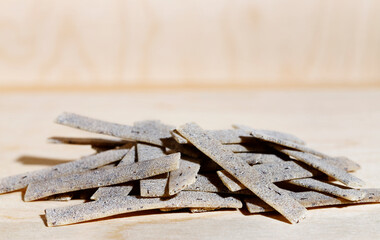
[{"x1": 0, "y1": 0, "x2": 379, "y2": 89}]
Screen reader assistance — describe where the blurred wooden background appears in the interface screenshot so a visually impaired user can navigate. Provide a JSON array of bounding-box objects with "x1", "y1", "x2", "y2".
[{"x1": 0, "y1": 0, "x2": 379, "y2": 89}]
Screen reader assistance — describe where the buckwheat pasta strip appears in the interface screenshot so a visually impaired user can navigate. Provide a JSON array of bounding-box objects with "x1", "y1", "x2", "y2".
[
  {"x1": 24, "y1": 153, "x2": 180, "y2": 201},
  {"x1": 45, "y1": 191, "x2": 243, "y2": 226},
  {"x1": 216, "y1": 161, "x2": 319, "y2": 192},
  {"x1": 216, "y1": 156, "x2": 360, "y2": 192},
  {"x1": 278, "y1": 148, "x2": 365, "y2": 187},
  {"x1": 48, "y1": 136, "x2": 129, "y2": 148},
  {"x1": 287, "y1": 178, "x2": 366, "y2": 201},
  {"x1": 56, "y1": 113, "x2": 170, "y2": 146},
  {"x1": 233, "y1": 124, "x2": 306, "y2": 145},
  {"x1": 249, "y1": 129, "x2": 332, "y2": 158},
  {"x1": 172, "y1": 129, "x2": 254, "y2": 145},
  {"x1": 0, "y1": 149, "x2": 129, "y2": 194},
  {"x1": 177, "y1": 123, "x2": 307, "y2": 224},
  {"x1": 245, "y1": 188, "x2": 380, "y2": 213}
]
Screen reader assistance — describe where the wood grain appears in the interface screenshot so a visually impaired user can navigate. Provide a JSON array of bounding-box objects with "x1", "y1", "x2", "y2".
[
  {"x1": 0, "y1": 90, "x2": 379, "y2": 239},
  {"x1": 0, "y1": 0, "x2": 379, "y2": 89}
]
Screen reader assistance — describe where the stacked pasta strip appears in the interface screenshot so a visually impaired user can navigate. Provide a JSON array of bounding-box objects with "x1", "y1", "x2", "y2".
[{"x1": 0, "y1": 112, "x2": 379, "y2": 226}]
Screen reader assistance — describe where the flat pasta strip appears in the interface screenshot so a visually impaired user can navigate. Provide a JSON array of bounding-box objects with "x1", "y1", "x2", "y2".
[
  {"x1": 217, "y1": 161, "x2": 318, "y2": 192},
  {"x1": 56, "y1": 113, "x2": 170, "y2": 146},
  {"x1": 177, "y1": 123, "x2": 307, "y2": 224},
  {"x1": 278, "y1": 148, "x2": 365, "y2": 187},
  {"x1": 173, "y1": 129, "x2": 253, "y2": 144},
  {"x1": 0, "y1": 149, "x2": 129, "y2": 194},
  {"x1": 250, "y1": 129, "x2": 330, "y2": 158},
  {"x1": 216, "y1": 156, "x2": 359, "y2": 192},
  {"x1": 288, "y1": 178, "x2": 366, "y2": 201},
  {"x1": 245, "y1": 188, "x2": 380, "y2": 213},
  {"x1": 48, "y1": 136, "x2": 129, "y2": 148},
  {"x1": 45, "y1": 191, "x2": 242, "y2": 226},
  {"x1": 24, "y1": 153, "x2": 180, "y2": 201},
  {"x1": 233, "y1": 124, "x2": 306, "y2": 145}
]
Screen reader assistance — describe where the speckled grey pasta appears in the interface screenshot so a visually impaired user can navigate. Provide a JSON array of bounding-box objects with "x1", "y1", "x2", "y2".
[
  {"x1": 0, "y1": 149, "x2": 129, "y2": 194},
  {"x1": 24, "y1": 153, "x2": 180, "y2": 201},
  {"x1": 177, "y1": 122, "x2": 307, "y2": 224},
  {"x1": 45, "y1": 191, "x2": 242, "y2": 226},
  {"x1": 278, "y1": 148, "x2": 365, "y2": 187},
  {"x1": 287, "y1": 178, "x2": 366, "y2": 201},
  {"x1": 245, "y1": 188, "x2": 380, "y2": 213}
]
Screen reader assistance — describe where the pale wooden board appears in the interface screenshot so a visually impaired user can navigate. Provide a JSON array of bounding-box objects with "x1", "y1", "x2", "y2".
[
  {"x1": 0, "y1": 0, "x2": 380, "y2": 88},
  {"x1": 0, "y1": 90, "x2": 379, "y2": 239}
]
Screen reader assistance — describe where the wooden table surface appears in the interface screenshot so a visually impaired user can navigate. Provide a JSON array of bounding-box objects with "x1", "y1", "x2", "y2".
[{"x1": 0, "y1": 89, "x2": 379, "y2": 240}]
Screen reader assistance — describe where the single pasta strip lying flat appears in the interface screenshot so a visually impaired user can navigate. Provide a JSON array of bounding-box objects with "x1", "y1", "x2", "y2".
[
  {"x1": 0, "y1": 149, "x2": 129, "y2": 194},
  {"x1": 177, "y1": 123, "x2": 307, "y2": 224},
  {"x1": 287, "y1": 178, "x2": 366, "y2": 201},
  {"x1": 24, "y1": 153, "x2": 180, "y2": 201},
  {"x1": 45, "y1": 191, "x2": 243, "y2": 226},
  {"x1": 245, "y1": 188, "x2": 380, "y2": 213},
  {"x1": 278, "y1": 148, "x2": 365, "y2": 188}
]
